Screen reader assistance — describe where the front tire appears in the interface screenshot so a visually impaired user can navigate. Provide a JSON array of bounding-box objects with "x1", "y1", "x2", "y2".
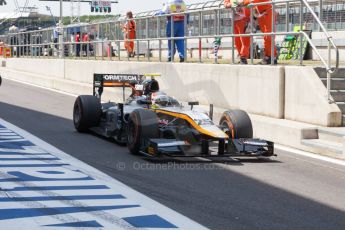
[
  {"x1": 127, "y1": 109, "x2": 159, "y2": 155},
  {"x1": 73, "y1": 95, "x2": 101, "y2": 132},
  {"x1": 219, "y1": 109, "x2": 253, "y2": 139}
]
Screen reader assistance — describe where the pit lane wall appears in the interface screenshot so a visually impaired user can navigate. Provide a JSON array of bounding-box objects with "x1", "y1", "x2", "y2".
[{"x1": 0, "y1": 58, "x2": 341, "y2": 127}]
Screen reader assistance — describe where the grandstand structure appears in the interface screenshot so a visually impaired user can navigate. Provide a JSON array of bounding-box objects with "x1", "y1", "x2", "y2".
[
  {"x1": 0, "y1": 7, "x2": 56, "y2": 35},
  {"x1": 57, "y1": 0, "x2": 345, "y2": 43},
  {"x1": 1, "y1": 0, "x2": 345, "y2": 38},
  {"x1": 0, "y1": 0, "x2": 343, "y2": 59}
]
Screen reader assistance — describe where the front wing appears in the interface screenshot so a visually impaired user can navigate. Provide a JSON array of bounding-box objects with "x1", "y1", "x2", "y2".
[{"x1": 141, "y1": 138, "x2": 275, "y2": 159}]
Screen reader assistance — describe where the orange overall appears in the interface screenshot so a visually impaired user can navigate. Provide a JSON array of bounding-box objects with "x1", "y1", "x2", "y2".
[
  {"x1": 224, "y1": 0, "x2": 250, "y2": 59},
  {"x1": 243, "y1": 0, "x2": 277, "y2": 57},
  {"x1": 123, "y1": 20, "x2": 136, "y2": 54}
]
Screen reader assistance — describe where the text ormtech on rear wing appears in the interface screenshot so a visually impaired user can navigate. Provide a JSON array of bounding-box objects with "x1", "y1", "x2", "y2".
[
  {"x1": 93, "y1": 73, "x2": 146, "y2": 100},
  {"x1": 94, "y1": 74, "x2": 145, "y2": 88}
]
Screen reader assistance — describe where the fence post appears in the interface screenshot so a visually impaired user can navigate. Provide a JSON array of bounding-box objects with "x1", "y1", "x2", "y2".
[
  {"x1": 171, "y1": 17, "x2": 174, "y2": 62},
  {"x1": 199, "y1": 11, "x2": 202, "y2": 63},
  {"x1": 214, "y1": 9, "x2": 219, "y2": 64},
  {"x1": 146, "y1": 18, "x2": 150, "y2": 61},
  {"x1": 319, "y1": 0, "x2": 323, "y2": 32},
  {"x1": 184, "y1": 12, "x2": 188, "y2": 63},
  {"x1": 250, "y1": 7, "x2": 254, "y2": 64},
  {"x1": 286, "y1": 2, "x2": 290, "y2": 32},
  {"x1": 231, "y1": 9, "x2": 235, "y2": 64},
  {"x1": 117, "y1": 40, "x2": 121, "y2": 60},
  {"x1": 157, "y1": 16, "x2": 162, "y2": 62},
  {"x1": 137, "y1": 40, "x2": 140, "y2": 61},
  {"x1": 299, "y1": 0, "x2": 303, "y2": 65},
  {"x1": 271, "y1": 3, "x2": 275, "y2": 65},
  {"x1": 327, "y1": 41, "x2": 332, "y2": 102}
]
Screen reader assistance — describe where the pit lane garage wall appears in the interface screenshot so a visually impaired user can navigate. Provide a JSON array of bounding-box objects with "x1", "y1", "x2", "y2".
[{"x1": 0, "y1": 58, "x2": 341, "y2": 127}]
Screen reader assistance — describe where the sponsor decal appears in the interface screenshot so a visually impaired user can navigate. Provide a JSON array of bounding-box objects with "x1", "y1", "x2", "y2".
[
  {"x1": 103, "y1": 74, "x2": 140, "y2": 82},
  {"x1": 157, "y1": 141, "x2": 187, "y2": 148},
  {"x1": 243, "y1": 140, "x2": 267, "y2": 146}
]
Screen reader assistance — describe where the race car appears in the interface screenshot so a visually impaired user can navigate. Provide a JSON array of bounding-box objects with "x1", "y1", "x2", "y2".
[{"x1": 73, "y1": 73, "x2": 274, "y2": 159}]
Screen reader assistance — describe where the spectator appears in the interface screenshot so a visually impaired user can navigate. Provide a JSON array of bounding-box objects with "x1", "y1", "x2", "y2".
[
  {"x1": 122, "y1": 11, "x2": 136, "y2": 58},
  {"x1": 82, "y1": 32, "x2": 89, "y2": 56},
  {"x1": 162, "y1": 0, "x2": 187, "y2": 62},
  {"x1": 240, "y1": 0, "x2": 278, "y2": 64},
  {"x1": 224, "y1": 0, "x2": 251, "y2": 64},
  {"x1": 75, "y1": 32, "x2": 81, "y2": 57},
  {"x1": 53, "y1": 25, "x2": 59, "y2": 49}
]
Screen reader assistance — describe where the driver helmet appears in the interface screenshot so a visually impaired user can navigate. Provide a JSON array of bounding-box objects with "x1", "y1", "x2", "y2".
[{"x1": 152, "y1": 92, "x2": 180, "y2": 107}]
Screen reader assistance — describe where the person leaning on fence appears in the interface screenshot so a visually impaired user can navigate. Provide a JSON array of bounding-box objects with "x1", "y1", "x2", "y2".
[
  {"x1": 53, "y1": 25, "x2": 59, "y2": 49},
  {"x1": 82, "y1": 32, "x2": 89, "y2": 56},
  {"x1": 162, "y1": 0, "x2": 188, "y2": 63},
  {"x1": 224, "y1": 0, "x2": 250, "y2": 64},
  {"x1": 75, "y1": 32, "x2": 81, "y2": 57},
  {"x1": 122, "y1": 11, "x2": 136, "y2": 58},
  {"x1": 236, "y1": 0, "x2": 277, "y2": 65}
]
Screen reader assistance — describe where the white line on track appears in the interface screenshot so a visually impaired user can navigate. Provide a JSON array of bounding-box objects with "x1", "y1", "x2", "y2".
[{"x1": 275, "y1": 144, "x2": 345, "y2": 167}]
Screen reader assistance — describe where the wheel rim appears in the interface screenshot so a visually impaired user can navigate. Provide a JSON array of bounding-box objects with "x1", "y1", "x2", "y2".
[
  {"x1": 74, "y1": 103, "x2": 81, "y2": 125},
  {"x1": 127, "y1": 119, "x2": 138, "y2": 146},
  {"x1": 221, "y1": 120, "x2": 233, "y2": 139},
  {"x1": 127, "y1": 123, "x2": 135, "y2": 144}
]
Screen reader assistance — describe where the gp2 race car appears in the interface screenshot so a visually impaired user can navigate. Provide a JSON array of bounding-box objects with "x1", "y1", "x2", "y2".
[{"x1": 73, "y1": 73, "x2": 274, "y2": 159}]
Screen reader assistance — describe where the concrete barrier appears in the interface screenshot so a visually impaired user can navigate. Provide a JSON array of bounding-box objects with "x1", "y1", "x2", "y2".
[
  {"x1": 57, "y1": 60, "x2": 287, "y2": 119},
  {"x1": 2, "y1": 58, "x2": 345, "y2": 158},
  {"x1": 285, "y1": 66, "x2": 342, "y2": 127},
  {"x1": 5, "y1": 58, "x2": 65, "y2": 80},
  {"x1": 0, "y1": 58, "x2": 342, "y2": 127}
]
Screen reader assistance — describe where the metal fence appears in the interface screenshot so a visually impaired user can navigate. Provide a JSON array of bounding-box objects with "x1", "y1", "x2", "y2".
[{"x1": 0, "y1": 0, "x2": 339, "y2": 101}]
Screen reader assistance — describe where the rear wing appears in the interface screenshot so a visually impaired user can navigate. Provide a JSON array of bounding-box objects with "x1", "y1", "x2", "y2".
[
  {"x1": 93, "y1": 73, "x2": 144, "y2": 99},
  {"x1": 93, "y1": 73, "x2": 161, "y2": 101}
]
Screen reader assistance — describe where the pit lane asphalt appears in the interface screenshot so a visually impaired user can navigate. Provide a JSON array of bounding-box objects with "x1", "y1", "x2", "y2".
[{"x1": 0, "y1": 79, "x2": 344, "y2": 230}]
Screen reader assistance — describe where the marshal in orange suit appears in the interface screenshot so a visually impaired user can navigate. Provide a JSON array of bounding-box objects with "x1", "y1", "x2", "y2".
[
  {"x1": 243, "y1": 0, "x2": 277, "y2": 64},
  {"x1": 224, "y1": 0, "x2": 251, "y2": 64},
  {"x1": 123, "y1": 11, "x2": 136, "y2": 57}
]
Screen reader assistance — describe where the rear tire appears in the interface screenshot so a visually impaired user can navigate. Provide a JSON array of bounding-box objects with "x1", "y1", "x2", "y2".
[
  {"x1": 219, "y1": 109, "x2": 253, "y2": 139},
  {"x1": 73, "y1": 95, "x2": 101, "y2": 132},
  {"x1": 127, "y1": 109, "x2": 159, "y2": 155}
]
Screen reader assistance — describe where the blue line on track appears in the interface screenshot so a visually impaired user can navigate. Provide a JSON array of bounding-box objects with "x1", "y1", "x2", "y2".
[
  {"x1": 123, "y1": 215, "x2": 178, "y2": 228},
  {"x1": 0, "y1": 157, "x2": 61, "y2": 161},
  {"x1": 0, "y1": 194, "x2": 125, "y2": 202},
  {"x1": 0, "y1": 164, "x2": 69, "y2": 168},
  {"x1": 0, "y1": 205, "x2": 140, "y2": 220},
  {"x1": 44, "y1": 220, "x2": 103, "y2": 227},
  {"x1": 0, "y1": 152, "x2": 51, "y2": 156},
  {"x1": 1, "y1": 185, "x2": 111, "y2": 191},
  {"x1": 0, "y1": 172, "x2": 94, "y2": 182}
]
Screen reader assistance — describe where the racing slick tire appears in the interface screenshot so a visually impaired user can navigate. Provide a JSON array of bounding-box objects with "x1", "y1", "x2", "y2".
[
  {"x1": 73, "y1": 95, "x2": 101, "y2": 132},
  {"x1": 127, "y1": 109, "x2": 159, "y2": 155},
  {"x1": 219, "y1": 109, "x2": 253, "y2": 139}
]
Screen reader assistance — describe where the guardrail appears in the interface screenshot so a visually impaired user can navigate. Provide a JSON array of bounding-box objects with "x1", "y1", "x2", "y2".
[{"x1": 0, "y1": 0, "x2": 339, "y2": 102}]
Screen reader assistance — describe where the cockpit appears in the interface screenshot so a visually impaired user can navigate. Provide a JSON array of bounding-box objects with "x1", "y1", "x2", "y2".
[{"x1": 152, "y1": 93, "x2": 180, "y2": 107}]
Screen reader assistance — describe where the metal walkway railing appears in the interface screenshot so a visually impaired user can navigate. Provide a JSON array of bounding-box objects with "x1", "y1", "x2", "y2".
[{"x1": 0, "y1": 0, "x2": 339, "y2": 102}]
